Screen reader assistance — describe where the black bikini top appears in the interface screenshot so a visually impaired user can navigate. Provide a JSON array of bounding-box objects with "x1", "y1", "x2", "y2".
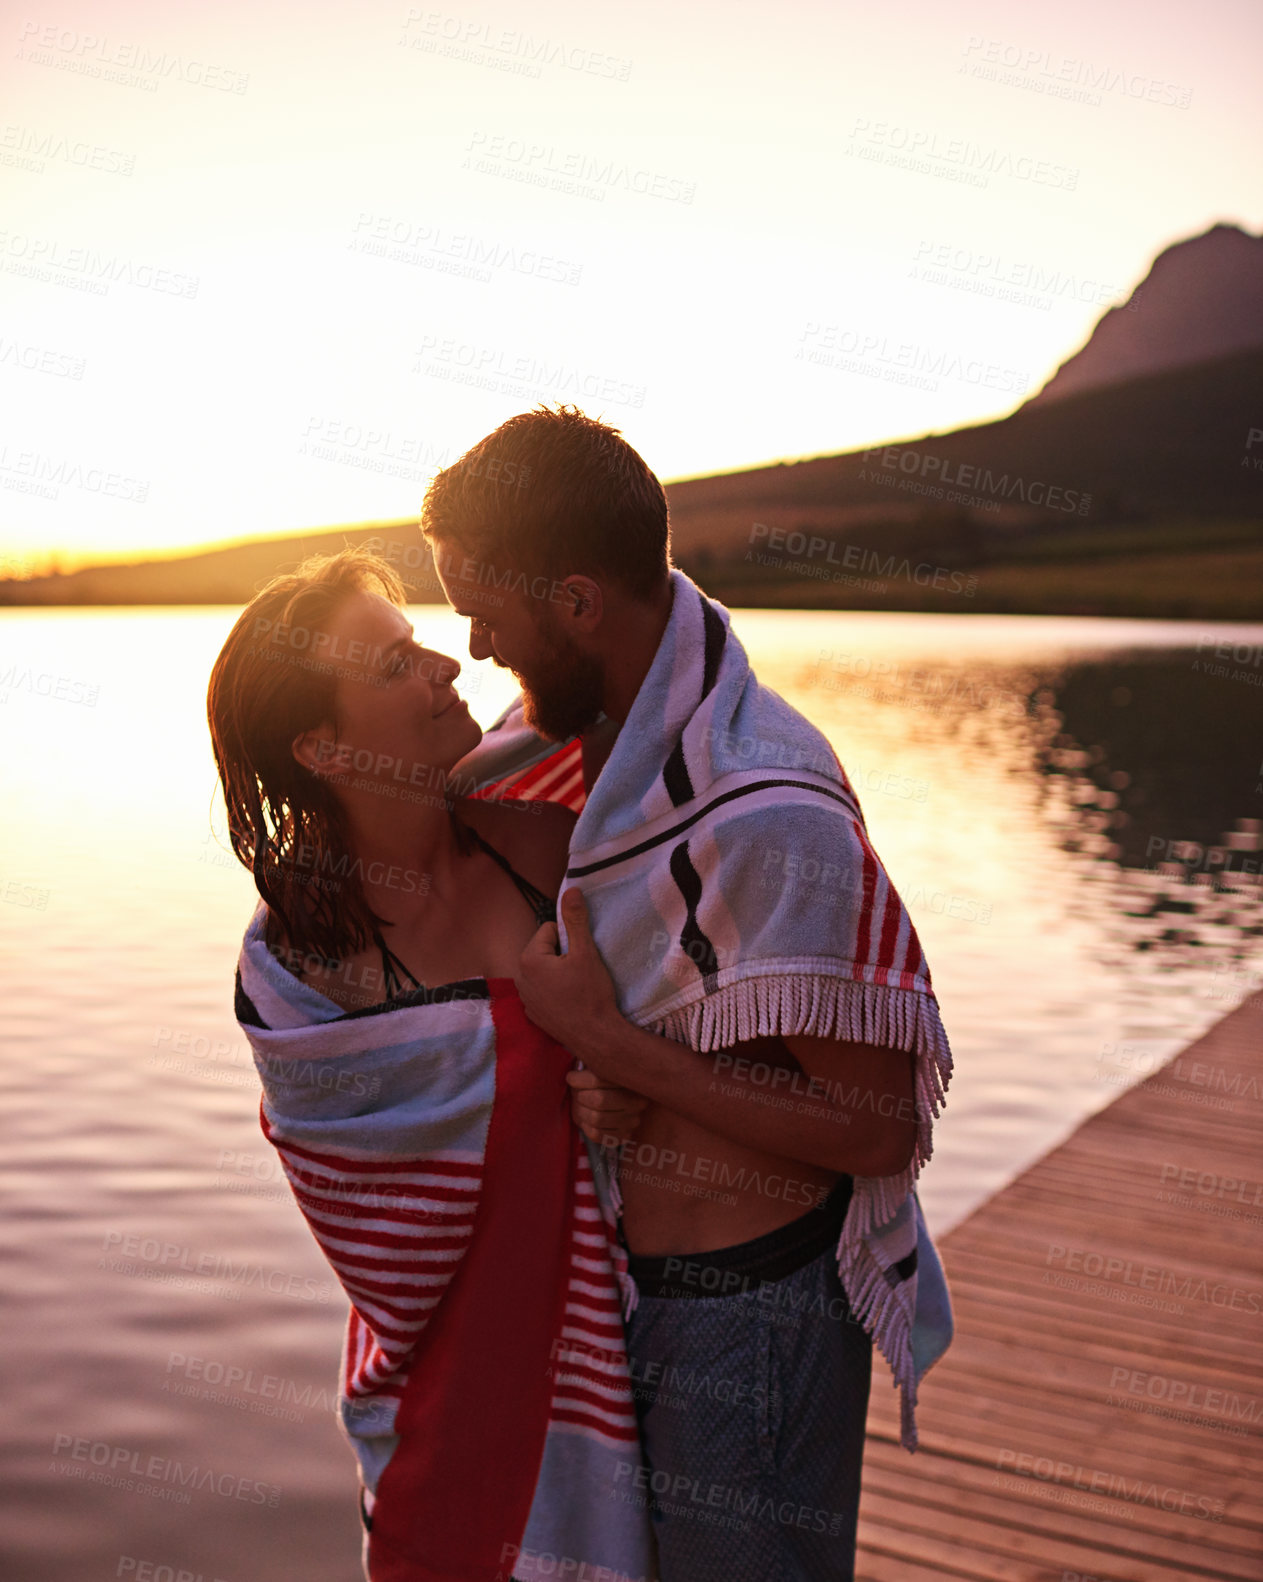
[{"x1": 370, "y1": 820, "x2": 557, "y2": 1000}]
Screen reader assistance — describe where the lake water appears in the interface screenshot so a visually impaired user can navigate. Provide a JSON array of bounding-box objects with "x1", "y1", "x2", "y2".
[{"x1": 2, "y1": 605, "x2": 1262, "y2": 1581}]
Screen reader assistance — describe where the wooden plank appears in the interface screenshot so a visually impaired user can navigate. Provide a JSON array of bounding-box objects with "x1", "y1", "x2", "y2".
[
  {"x1": 859, "y1": 1485, "x2": 1244, "y2": 1582},
  {"x1": 859, "y1": 1445, "x2": 1263, "y2": 1579},
  {"x1": 860, "y1": 1440, "x2": 1263, "y2": 1563},
  {"x1": 856, "y1": 989, "x2": 1263, "y2": 1581}
]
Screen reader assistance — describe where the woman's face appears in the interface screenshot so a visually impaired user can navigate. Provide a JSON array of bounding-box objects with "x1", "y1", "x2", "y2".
[{"x1": 307, "y1": 590, "x2": 481, "y2": 794}]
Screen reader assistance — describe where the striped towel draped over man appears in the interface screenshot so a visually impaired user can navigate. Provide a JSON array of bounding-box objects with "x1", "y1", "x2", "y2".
[
  {"x1": 235, "y1": 907, "x2": 657, "y2": 1582},
  {"x1": 461, "y1": 568, "x2": 956, "y2": 1450}
]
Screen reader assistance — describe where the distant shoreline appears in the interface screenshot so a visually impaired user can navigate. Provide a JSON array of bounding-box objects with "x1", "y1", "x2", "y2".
[
  {"x1": 6, "y1": 344, "x2": 1262, "y2": 622},
  {"x1": 3, "y1": 570, "x2": 1261, "y2": 623}
]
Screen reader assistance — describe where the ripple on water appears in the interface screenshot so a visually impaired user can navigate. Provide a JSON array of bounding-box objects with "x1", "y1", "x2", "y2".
[{"x1": 3, "y1": 606, "x2": 1261, "y2": 1579}]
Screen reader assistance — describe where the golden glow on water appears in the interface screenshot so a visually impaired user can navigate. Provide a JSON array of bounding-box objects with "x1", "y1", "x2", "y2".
[
  {"x1": 3, "y1": 605, "x2": 1261, "y2": 1577},
  {"x1": 2, "y1": 605, "x2": 1260, "y2": 1210}
]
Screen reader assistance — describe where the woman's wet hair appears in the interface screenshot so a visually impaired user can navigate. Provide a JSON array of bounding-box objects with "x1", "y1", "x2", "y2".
[{"x1": 207, "y1": 546, "x2": 408, "y2": 964}]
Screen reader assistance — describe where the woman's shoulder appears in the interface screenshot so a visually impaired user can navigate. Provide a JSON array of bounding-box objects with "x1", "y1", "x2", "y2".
[{"x1": 456, "y1": 796, "x2": 576, "y2": 895}]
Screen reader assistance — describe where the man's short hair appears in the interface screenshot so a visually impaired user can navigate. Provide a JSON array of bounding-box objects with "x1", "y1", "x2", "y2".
[{"x1": 421, "y1": 404, "x2": 671, "y2": 599}]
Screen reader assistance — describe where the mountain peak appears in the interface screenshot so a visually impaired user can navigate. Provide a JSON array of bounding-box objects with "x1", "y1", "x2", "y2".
[{"x1": 1027, "y1": 222, "x2": 1263, "y2": 406}]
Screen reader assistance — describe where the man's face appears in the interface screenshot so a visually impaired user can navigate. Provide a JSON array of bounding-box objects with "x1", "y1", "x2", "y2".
[{"x1": 431, "y1": 539, "x2": 604, "y2": 741}]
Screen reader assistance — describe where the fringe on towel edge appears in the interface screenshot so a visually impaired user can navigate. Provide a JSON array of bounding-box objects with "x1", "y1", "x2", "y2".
[
  {"x1": 651, "y1": 971, "x2": 953, "y2": 1451},
  {"x1": 650, "y1": 973, "x2": 952, "y2": 1194}
]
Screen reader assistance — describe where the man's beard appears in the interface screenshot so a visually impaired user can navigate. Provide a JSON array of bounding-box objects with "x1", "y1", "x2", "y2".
[{"x1": 511, "y1": 614, "x2": 605, "y2": 741}]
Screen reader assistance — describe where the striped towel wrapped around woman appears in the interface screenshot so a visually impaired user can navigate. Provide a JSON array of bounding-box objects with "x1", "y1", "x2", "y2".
[
  {"x1": 459, "y1": 569, "x2": 956, "y2": 1451},
  {"x1": 234, "y1": 905, "x2": 657, "y2": 1581}
]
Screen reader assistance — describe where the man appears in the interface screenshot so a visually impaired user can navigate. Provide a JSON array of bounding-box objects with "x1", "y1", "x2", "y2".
[{"x1": 423, "y1": 405, "x2": 953, "y2": 1581}]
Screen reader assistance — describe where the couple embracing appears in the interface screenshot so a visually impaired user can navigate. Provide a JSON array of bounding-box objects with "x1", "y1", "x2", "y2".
[{"x1": 207, "y1": 406, "x2": 954, "y2": 1581}]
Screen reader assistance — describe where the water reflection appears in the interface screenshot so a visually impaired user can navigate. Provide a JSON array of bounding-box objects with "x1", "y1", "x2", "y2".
[
  {"x1": 796, "y1": 636, "x2": 1263, "y2": 990},
  {"x1": 2, "y1": 606, "x2": 1262, "y2": 1582},
  {"x1": 1025, "y1": 653, "x2": 1263, "y2": 989}
]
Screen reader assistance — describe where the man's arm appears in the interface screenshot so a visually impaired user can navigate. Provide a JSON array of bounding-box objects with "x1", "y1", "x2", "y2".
[
  {"x1": 576, "y1": 1018, "x2": 915, "y2": 1177},
  {"x1": 519, "y1": 889, "x2": 917, "y2": 1179}
]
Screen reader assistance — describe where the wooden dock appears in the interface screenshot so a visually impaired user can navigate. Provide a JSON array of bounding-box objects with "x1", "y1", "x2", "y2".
[{"x1": 857, "y1": 991, "x2": 1263, "y2": 1582}]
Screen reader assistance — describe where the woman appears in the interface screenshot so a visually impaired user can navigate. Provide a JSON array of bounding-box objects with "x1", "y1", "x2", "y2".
[{"x1": 206, "y1": 547, "x2": 655, "y2": 1582}]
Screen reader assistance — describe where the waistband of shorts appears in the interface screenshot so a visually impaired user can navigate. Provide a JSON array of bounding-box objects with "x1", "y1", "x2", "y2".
[{"x1": 625, "y1": 1175, "x2": 853, "y2": 1299}]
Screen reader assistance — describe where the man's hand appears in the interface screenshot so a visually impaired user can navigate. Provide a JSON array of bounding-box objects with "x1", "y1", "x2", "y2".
[
  {"x1": 520, "y1": 890, "x2": 918, "y2": 1179},
  {"x1": 516, "y1": 888, "x2": 620, "y2": 1061},
  {"x1": 566, "y1": 1068, "x2": 647, "y2": 1145}
]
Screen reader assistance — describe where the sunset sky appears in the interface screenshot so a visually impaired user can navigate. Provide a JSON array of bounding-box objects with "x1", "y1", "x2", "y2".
[{"x1": 1, "y1": 0, "x2": 1260, "y2": 572}]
